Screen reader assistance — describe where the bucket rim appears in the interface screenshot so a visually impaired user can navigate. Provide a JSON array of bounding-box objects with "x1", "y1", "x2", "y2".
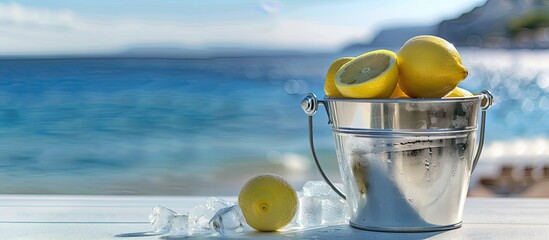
[{"x1": 325, "y1": 94, "x2": 482, "y2": 103}]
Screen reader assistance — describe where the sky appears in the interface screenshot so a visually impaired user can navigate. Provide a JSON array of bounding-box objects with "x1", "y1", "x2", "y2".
[{"x1": 0, "y1": 0, "x2": 486, "y2": 55}]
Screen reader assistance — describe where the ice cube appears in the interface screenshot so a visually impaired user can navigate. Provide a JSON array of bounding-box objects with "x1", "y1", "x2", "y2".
[
  {"x1": 188, "y1": 197, "x2": 233, "y2": 234},
  {"x1": 206, "y1": 197, "x2": 233, "y2": 211},
  {"x1": 188, "y1": 205, "x2": 214, "y2": 234},
  {"x1": 297, "y1": 196, "x2": 322, "y2": 227},
  {"x1": 149, "y1": 205, "x2": 177, "y2": 234},
  {"x1": 209, "y1": 205, "x2": 249, "y2": 236},
  {"x1": 166, "y1": 214, "x2": 190, "y2": 237},
  {"x1": 321, "y1": 197, "x2": 349, "y2": 225},
  {"x1": 302, "y1": 181, "x2": 344, "y2": 198}
]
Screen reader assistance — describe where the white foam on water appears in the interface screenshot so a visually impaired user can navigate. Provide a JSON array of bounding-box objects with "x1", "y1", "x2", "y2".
[{"x1": 267, "y1": 151, "x2": 311, "y2": 172}]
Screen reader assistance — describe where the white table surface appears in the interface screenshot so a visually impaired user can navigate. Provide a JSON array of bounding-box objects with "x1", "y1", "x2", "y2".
[{"x1": 1, "y1": 195, "x2": 549, "y2": 240}]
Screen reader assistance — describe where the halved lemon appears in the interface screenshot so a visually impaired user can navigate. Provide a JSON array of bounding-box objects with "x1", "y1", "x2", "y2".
[
  {"x1": 335, "y1": 49, "x2": 398, "y2": 98},
  {"x1": 324, "y1": 57, "x2": 353, "y2": 97}
]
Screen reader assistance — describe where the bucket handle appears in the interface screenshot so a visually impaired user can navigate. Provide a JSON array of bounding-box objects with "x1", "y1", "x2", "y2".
[
  {"x1": 472, "y1": 90, "x2": 494, "y2": 171},
  {"x1": 301, "y1": 91, "x2": 494, "y2": 200}
]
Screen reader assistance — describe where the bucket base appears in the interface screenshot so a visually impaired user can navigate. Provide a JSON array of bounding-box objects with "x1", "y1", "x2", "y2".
[{"x1": 349, "y1": 221, "x2": 462, "y2": 233}]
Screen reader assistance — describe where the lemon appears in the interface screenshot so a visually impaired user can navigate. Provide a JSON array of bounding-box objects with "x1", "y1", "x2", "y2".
[
  {"x1": 324, "y1": 57, "x2": 353, "y2": 97},
  {"x1": 444, "y1": 87, "x2": 473, "y2": 98},
  {"x1": 397, "y1": 35, "x2": 468, "y2": 98},
  {"x1": 390, "y1": 84, "x2": 409, "y2": 98},
  {"x1": 335, "y1": 49, "x2": 398, "y2": 98},
  {"x1": 238, "y1": 174, "x2": 297, "y2": 232}
]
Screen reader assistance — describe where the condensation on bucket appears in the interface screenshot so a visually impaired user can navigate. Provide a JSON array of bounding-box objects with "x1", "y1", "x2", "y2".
[
  {"x1": 336, "y1": 133, "x2": 475, "y2": 230},
  {"x1": 324, "y1": 96, "x2": 482, "y2": 231}
]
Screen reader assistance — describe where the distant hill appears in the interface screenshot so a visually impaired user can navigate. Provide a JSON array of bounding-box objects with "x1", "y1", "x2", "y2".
[
  {"x1": 344, "y1": 26, "x2": 436, "y2": 51},
  {"x1": 344, "y1": 0, "x2": 549, "y2": 50},
  {"x1": 117, "y1": 46, "x2": 209, "y2": 58}
]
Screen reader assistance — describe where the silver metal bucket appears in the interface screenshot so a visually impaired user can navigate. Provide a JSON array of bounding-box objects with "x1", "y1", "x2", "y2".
[{"x1": 301, "y1": 91, "x2": 493, "y2": 232}]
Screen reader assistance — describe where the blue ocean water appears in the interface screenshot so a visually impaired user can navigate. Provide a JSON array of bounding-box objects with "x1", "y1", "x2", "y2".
[{"x1": 0, "y1": 50, "x2": 548, "y2": 194}]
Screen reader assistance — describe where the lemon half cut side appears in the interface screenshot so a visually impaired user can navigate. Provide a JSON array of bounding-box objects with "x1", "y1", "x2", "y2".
[{"x1": 335, "y1": 49, "x2": 398, "y2": 99}]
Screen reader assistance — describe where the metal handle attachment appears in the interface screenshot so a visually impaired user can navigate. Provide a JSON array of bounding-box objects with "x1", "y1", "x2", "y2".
[{"x1": 302, "y1": 91, "x2": 494, "y2": 200}]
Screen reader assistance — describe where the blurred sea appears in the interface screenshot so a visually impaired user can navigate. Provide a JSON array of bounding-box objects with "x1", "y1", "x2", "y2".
[{"x1": 0, "y1": 48, "x2": 548, "y2": 195}]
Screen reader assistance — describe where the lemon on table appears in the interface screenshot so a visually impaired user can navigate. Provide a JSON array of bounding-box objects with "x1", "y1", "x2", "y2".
[
  {"x1": 390, "y1": 84, "x2": 409, "y2": 98},
  {"x1": 238, "y1": 174, "x2": 298, "y2": 232},
  {"x1": 335, "y1": 49, "x2": 398, "y2": 98},
  {"x1": 324, "y1": 57, "x2": 353, "y2": 97},
  {"x1": 444, "y1": 87, "x2": 473, "y2": 98},
  {"x1": 397, "y1": 35, "x2": 468, "y2": 98}
]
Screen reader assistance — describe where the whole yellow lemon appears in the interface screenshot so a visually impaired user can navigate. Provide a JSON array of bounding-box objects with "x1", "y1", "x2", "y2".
[
  {"x1": 444, "y1": 87, "x2": 474, "y2": 98},
  {"x1": 390, "y1": 84, "x2": 410, "y2": 98},
  {"x1": 238, "y1": 174, "x2": 297, "y2": 232},
  {"x1": 397, "y1": 35, "x2": 468, "y2": 98}
]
